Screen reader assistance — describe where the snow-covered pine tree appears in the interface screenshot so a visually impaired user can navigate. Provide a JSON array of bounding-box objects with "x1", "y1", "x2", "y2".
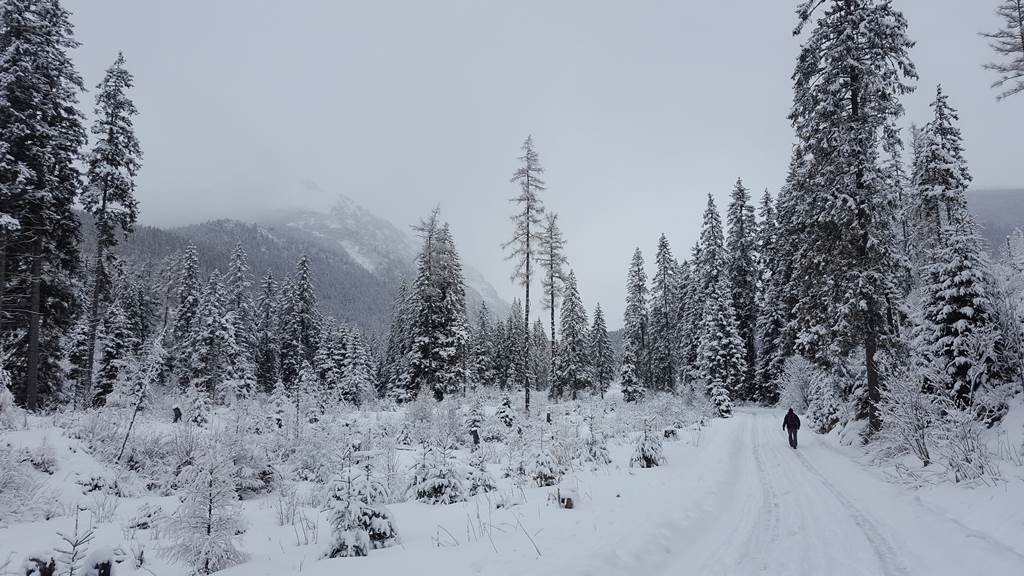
[
  {"x1": 531, "y1": 318, "x2": 551, "y2": 392},
  {"x1": 279, "y1": 255, "x2": 320, "y2": 400},
  {"x1": 339, "y1": 328, "x2": 375, "y2": 405},
  {"x1": 674, "y1": 257, "x2": 699, "y2": 380},
  {"x1": 80, "y1": 52, "x2": 142, "y2": 408},
  {"x1": 502, "y1": 300, "x2": 528, "y2": 391},
  {"x1": 496, "y1": 393, "x2": 516, "y2": 428},
  {"x1": 0, "y1": 0, "x2": 87, "y2": 410},
  {"x1": 537, "y1": 212, "x2": 568, "y2": 382},
  {"x1": 466, "y1": 450, "x2": 497, "y2": 495},
  {"x1": 163, "y1": 442, "x2": 247, "y2": 574},
  {"x1": 468, "y1": 301, "x2": 497, "y2": 388},
  {"x1": 553, "y1": 271, "x2": 590, "y2": 400},
  {"x1": 649, "y1": 235, "x2": 678, "y2": 392},
  {"x1": 173, "y1": 244, "x2": 201, "y2": 349},
  {"x1": 697, "y1": 276, "x2": 744, "y2": 417},
  {"x1": 409, "y1": 211, "x2": 468, "y2": 401},
  {"x1": 378, "y1": 281, "x2": 415, "y2": 399},
  {"x1": 503, "y1": 136, "x2": 546, "y2": 414},
  {"x1": 982, "y1": 0, "x2": 1024, "y2": 100},
  {"x1": 621, "y1": 248, "x2": 649, "y2": 401},
  {"x1": 909, "y1": 85, "x2": 972, "y2": 262},
  {"x1": 755, "y1": 150, "x2": 807, "y2": 401},
  {"x1": 726, "y1": 178, "x2": 758, "y2": 398},
  {"x1": 405, "y1": 443, "x2": 466, "y2": 504},
  {"x1": 682, "y1": 196, "x2": 729, "y2": 384},
  {"x1": 224, "y1": 243, "x2": 256, "y2": 397},
  {"x1": 184, "y1": 383, "x2": 210, "y2": 428},
  {"x1": 325, "y1": 462, "x2": 400, "y2": 557},
  {"x1": 589, "y1": 303, "x2": 616, "y2": 398},
  {"x1": 630, "y1": 418, "x2": 665, "y2": 468},
  {"x1": 917, "y1": 220, "x2": 1006, "y2": 406},
  {"x1": 184, "y1": 270, "x2": 240, "y2": 403},
  {"x1": 92, "y1": 298, "x2": 137, "y2": 406},
  {"x1": 253, "y1": 271, "x2": 279, "y2": 393},
  {"x1": 313, "y1": 321, "x2": 344, "y2": 410},
  {"x1": 753, "y1": 188, "x2": 784, "y2": 404},
  {"x1": 790, "y1": 0, "x2": 916, "y2": 434}
]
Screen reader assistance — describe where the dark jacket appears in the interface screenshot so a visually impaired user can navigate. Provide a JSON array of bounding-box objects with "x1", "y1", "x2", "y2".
[{"x1": 783, "y1": 410, "x2": 801, "y2": 431}]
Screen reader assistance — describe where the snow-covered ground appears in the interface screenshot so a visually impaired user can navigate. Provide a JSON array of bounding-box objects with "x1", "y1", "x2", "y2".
[{"x1": 2, "y1": 407, "x2": 1023, "y2": 576}]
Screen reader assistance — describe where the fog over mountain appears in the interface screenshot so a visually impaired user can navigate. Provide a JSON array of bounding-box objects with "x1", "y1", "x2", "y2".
[{"x1": 100, "y1": 194, "x2": 508, "y2": 339}]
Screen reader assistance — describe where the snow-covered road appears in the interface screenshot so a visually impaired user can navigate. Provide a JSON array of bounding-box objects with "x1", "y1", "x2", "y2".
[
  {"x1": 228, "y1": 409, "x2": 1024, "y2": 576},
  {"x1": 653, "y1": 409, "x2": 1024, "y2": 576}
]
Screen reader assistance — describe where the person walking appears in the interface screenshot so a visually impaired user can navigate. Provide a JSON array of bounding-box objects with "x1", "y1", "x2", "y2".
[{"x1": 783, "y1": 408, "x2": 800, "y2": 449}]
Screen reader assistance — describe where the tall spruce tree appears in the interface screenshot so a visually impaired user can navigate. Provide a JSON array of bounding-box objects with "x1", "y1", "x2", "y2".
[
  {"x1": 537, "y1": 212, "x2": 567, "y2": 383},
  {"x1": 224, "y1": 243, "x2": 256, "y2": 397},
  {"x1": 918, "y1": 220, "x2": 1005, "y2": 406},
  {"x1": 279, "y1": 255, "x2": 320, "y2": 396},
  {"x1": 468, "y1": 301, "x2": 496, "y2": 388},
  {"x1": 80, "y1": 52, "x2": 142, "y2": 407},
  {"x1": 909, "y1": 85, "x2": 972, "y2": 259},
  {"x1": 409, "y1": 212, "x2": 468, "y2": 401},
  {"x1": 0, "y1": 0, "x2": 87, "y2": 409},
  {"x1": 983, "y1": 0, "x2": 1024, "y2": 100},
  {"x1": 503, "y1": 136, "x2": 545, "y2": 414},
  {"x1": 589, "y1": 303, "x2": 615, "y2": 397},
  {"x1": 253, "y1": 271, "x2": 279, "y2": 393},
  {"x1": 184, "y1": 270, "x2": 240, "y2": 403},
  {"x1": 621, "y1": 248, "x2": 649, "y2": 401},
  {"x1": 649, "y1": 235, "x2": 677, "y2": 392},
  {"x1": 378, "y1": 282, "x2": 415, "y2": 399},
  {"x1": 173, "y1": 244, "x2": 201, "y2": 347},
  {"x1": 726, "y1": 178, "x2": 758, "y2": 398},
  {"x1": 92, "y1": 298, "x2": 136, "y2": 406},
  {"x1": 753, "y1": 188, "x2": 785, "y2": 403},
  {"x1": 697, "y1": 275, "x2": 744, "y2": 416},
  {"x1": 790, "y1": 0, "x2": 916, "y2": 433},
  {"x1": 553, "y1": 271, "x2": 590, "y2": 399}
]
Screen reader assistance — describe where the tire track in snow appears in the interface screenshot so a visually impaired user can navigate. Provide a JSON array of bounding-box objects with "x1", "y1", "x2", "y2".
[
  {"x1": 736, "y1": 416, "x2": 783, "y2": 571},
  {"x1": 791, "y1": 449, "x2": 910, "y2": 576}
]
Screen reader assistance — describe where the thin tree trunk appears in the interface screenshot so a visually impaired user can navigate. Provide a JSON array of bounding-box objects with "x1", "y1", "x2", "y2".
[
  {"x1": 525, "y1": 229, "x2": 531, "y2": 416},
  {"x1": 25, "y1": 236, "x2": 43, "y2": 411},
  {"x1": 550, "y1": 287, "x2": 556, "y2": 397},
  {"x1": 84, "y1": 245, "x2": 103, "y2": 405}
]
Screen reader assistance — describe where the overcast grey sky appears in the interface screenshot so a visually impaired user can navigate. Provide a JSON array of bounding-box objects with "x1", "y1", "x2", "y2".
[{"x1": 67, "y1": 0, "x2": 1024, "y2": 327}]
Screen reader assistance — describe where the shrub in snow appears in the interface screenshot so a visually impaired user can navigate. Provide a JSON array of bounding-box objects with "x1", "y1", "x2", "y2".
[
  {"x1": 935, "y1": 400, "x2": 996, "y2": 483},
  {"x1": 777, "y1": 356, "x2": 817, "y2": 411},
  {"x1": 878, "y1": 372, "x2": 939, "y2": 466},
  {"x1": 82, "y1": 546, "x2": 118, "y2": 576},
  {"x1": 28, "y1": 438, "x2": 58, "y2": 475},
  {"x1": 527, "y1": 445, "x2": 563, "y2": 487},
  {"x1": 0, "y1": 447, "x2": 48, "y2": 527},
  {"x1": 465, "y1": 451, "x2": 497, "y2": 495},
  {"x1": 163, "y1": 442, "x2": 247, "y2": 574},
  {"x1": 630, "y1": 421, "x2": 665, "y2": 468},
  {"x1": 406, "y1": 445, "x2": 466, "y2": 504},
  {"x1": 325, "y1": 466, "x2": 400, "y2": 558}
]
